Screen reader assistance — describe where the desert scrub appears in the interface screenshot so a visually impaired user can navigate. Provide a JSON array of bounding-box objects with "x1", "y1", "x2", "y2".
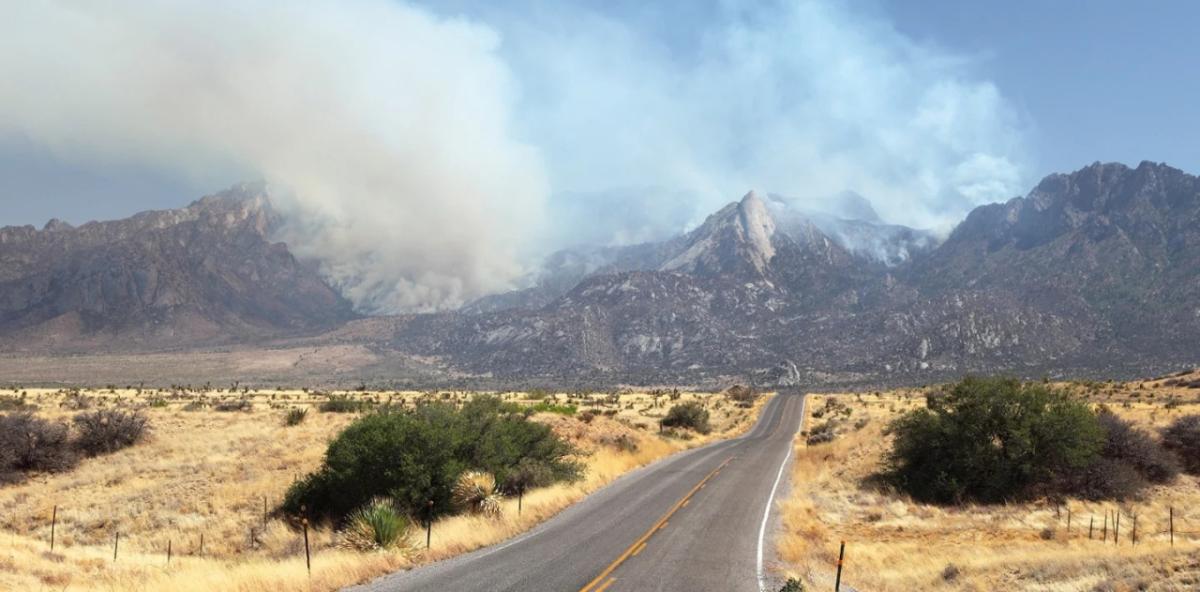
[
  {"x1": 284, "y1": 407, "x2": 309, "y2": 426},
  {"x1": 661, "y1": 401, "x2": 711, "y2": 434},
  {"x1": 319, "y1": 395, "x2": 370, "y2": 413},
  {"x1": 0, "y1": 412, "x2": 78, "y2": 483},
  {"x1": 340, "y1": 498, "x2": 415, "y2": 552},
  {"x1": 72, "y1": 409, "x2": 150, "y2": 456}
]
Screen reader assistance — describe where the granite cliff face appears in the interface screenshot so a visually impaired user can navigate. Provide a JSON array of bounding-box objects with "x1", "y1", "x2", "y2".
[
  {"x1": 397, "y1": 162, "x2": 1200, "y2": 386},
  {"x1": 2, "y1": 162, "x2": 1197, "y2": 386},
  {"x1": 0, "y1": 184, "x2": 354, "y2": 350}
]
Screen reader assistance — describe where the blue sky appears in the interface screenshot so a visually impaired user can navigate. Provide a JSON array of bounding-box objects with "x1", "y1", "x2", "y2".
[{"x1": 0, "y1": 0, "x2": 1196, "y2": 269}]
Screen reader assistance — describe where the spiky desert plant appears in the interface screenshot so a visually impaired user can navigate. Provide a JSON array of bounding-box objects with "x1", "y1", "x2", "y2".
[
  {"x1": 452, "y1": 471, "x2": 503, "y2": 517},
  {"x1": 340, "y1": 498, "x2": 414, "y2": 552}
]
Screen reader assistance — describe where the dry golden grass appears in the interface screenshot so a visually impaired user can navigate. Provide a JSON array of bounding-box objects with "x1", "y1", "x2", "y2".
[
  {"x1": 0, "y1": 386, "x2": 768, "y2": 591},
  {"x1": 778, "y1": 372, "x2": 1200, "y2": 592}
]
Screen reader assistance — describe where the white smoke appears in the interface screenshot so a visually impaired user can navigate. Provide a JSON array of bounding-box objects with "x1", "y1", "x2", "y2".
[
  {"x1": 457, "y1": 0, "x2": 1029, "y2": 237},
  {"x1": 0, "y1": 1, "x2": 548, "y2": 313},
  {"x1": 1, "y1": 0, "x2": 1030, "y2": 312}
]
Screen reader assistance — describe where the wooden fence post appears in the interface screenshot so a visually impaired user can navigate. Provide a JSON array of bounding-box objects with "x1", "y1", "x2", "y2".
[
  {"x1": 113, "y1": 531, "x2": 119, "y2": 562},
  {"x1": 1170, "y1": 507, "x2": 1174, "y2": 546},
  {"x1": 1088, "y1": 516, "x2": 1094, "y2": 540},
  {"x1": 50, "y1": 505, "x2": 57, "y2": 551},
  {"x1": 834, "y1": 540, "x2": 846, "y2": 592},
  {"x1": 303, "y1": 519, "x2": 311, "y2": 575},
  {"x1": 1115, "y1": 511, "x2": 1120, "y2": 545},
  {"x1": 1102, "y1": 512, "x2": 1108, "y2": 542}
]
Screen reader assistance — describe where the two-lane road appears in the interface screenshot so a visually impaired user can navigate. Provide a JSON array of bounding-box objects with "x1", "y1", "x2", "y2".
[{"x1": 350, "y1": 392, "x2": 806, "y2": 592}]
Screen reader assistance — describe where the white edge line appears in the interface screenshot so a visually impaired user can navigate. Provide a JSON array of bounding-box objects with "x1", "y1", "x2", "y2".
[{"x1": 756, "y1": 394, "x2": 803, "y2": 592}]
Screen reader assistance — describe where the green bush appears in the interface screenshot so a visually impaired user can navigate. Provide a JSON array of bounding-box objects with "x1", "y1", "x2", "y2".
[
  {"x1": 661, "y1": 402, "x2": 710, "y2": 434},
  {"x1": 283, "y1": 397, "x2": 580, "y2": 522},
  {"x1": 1162, "y1": 415, "x2": 1200, "y2": 474},
  {"x1": 884, "y1": 377, "x2": 1103, "y2": 504},
  {"x1": 529, "y1": 402, "x2": 576, "y2": 415}
]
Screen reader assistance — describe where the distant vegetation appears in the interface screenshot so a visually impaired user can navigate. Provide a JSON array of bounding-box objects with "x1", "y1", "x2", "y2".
[
  {"x1": 661, "y1": 401, "x2": 711, "y2": 434},
  {"x1": 884, "y1": 376, "x2": 1182, "y2": 503},
  {"x1": 282, "y1": 396, "x2": 581, "y2": 523}
]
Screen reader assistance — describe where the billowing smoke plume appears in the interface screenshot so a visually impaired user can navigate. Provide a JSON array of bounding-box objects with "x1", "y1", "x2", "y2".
[
  {"x1": 0, "y1": 1, "x2": 548, "y2": 313},
  {"x1": 463, "y1": 0, "x2": 1028, "y2": 239},
  {"x1": 1, "y1": 0, "x2": 1029, "y2": 311}
]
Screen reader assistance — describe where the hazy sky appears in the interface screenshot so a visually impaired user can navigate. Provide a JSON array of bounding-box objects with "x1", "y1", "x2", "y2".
[{"x1": 0, "y1": 1, "x2": 1196, "y2": 311}]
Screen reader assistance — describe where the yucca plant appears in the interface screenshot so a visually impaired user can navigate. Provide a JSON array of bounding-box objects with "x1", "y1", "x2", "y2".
[
  {"x1": 284, "y1": 407, "x2": 308, "y2": 427},
  {"x1": 452, "y1": 471, "x2": 503, "y2": 517},
  {"x1": 340, "y1": 498, "x2": 414, "y2": 551}
]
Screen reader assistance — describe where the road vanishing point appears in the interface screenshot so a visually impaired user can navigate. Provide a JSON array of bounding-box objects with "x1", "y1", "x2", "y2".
[{"x1": 349, "y1": 392, "x2": 807, "y2": 592}]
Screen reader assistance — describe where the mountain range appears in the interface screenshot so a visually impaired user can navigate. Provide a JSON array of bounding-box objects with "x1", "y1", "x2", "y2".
[{"x1": 2, "y1": 161, "x2": 1197, "y2": 387}]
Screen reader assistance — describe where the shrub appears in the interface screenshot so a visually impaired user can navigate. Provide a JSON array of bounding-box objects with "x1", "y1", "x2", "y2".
[
  {"x1": 284, "y1": 397, "x2": 580, "y2": 522},
  {"x1": 0, "y1": 395, "x2": 32, "y2": 412},
  {"x1": 340, "y1": 498, "x2": 414, "y2": 551},
  {"x1": 1093, "y1": 412, "x2": 1178, "y2": 485},
  {"x1": 72, "y1": 409, "x2": 149, "y2": 456},
  {"x1": 1062, "y1": 457, "x2": 1146, "y2": 501},
  {"x1": 884, "y1": 377, "x2": 1103, "y2": 504},
  {"x1": 284, "y1": 408, "x2": 309, "y2": 426},
  {"x1": 0, "y1": 413, "x2": 78, "y2": 481},
  {"x1": 214, "y1": 399, "x2": 252, "y2": 412},
  {"x1": 320, "y1": 396, "x2": 369, "y2": 413},
  {"x1": 529, "y1": 401, "x2": 576, "y2": 415},
  {"x1": 578, "y1": 410, "x2": 597, "y2": 424},
  {"x1": 806, "y1": 420, "x2": 838, "y2": 445},
  {"x1": 778, "y1": 579, "x2": 805, "y2": 592},
  {"x1": 1162, "y1": 415, "x2": 1200, "y2": 474},
  {"x1": 452, "y1": 471, "x2": 502, "y2": 517},
  {"x1": 725, "y1": 385, "x2": 757, "y2": 406},
  {"x1": 661, "y1": 402, "x2": 710, "y2": 434}
]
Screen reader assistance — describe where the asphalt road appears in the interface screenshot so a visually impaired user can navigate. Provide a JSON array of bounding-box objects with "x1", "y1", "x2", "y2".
[{"x1": 349, "y1": 392, "x2": 806, "y2": 592}]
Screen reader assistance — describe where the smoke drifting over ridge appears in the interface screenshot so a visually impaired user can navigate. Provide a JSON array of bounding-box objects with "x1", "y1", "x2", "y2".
[
  {"x1": 0, "y1": 0, "x2": 1028, "y2": 312},
  {"x1": 1, "y1": 1, "x2": 548, "y2": 313}
]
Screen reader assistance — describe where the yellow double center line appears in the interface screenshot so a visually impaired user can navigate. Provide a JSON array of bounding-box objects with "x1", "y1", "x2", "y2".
[{"x1": 578, "y1": 455, "x2": 736, "y2": 592}]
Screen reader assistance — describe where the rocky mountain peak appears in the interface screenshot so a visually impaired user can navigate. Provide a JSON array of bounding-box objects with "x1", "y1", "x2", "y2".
[{"x1": 660, "y1": 190, "x2": 779, "y2": 277}]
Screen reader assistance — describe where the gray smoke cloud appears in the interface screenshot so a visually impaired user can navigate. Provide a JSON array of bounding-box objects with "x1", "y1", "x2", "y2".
[
  {"x1": 0, "y1": 0, "x2": 1029, "y2": 312},
  {"x1": 0, "y1": 1, "x2": 548, "y2": 313}
]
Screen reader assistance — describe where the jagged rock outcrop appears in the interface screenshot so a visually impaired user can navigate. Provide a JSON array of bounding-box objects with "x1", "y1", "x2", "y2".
[{"x1": 0, "y1": 184, "x2": 355, "y2": 350}]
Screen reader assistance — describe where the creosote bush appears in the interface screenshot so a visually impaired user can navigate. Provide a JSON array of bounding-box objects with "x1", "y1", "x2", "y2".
[
  {"x1": 661, "y1": 401, "x2": 711, "y2": 434},
  {"x1": 72, "y1": 409, "x2": 149, "y2": 456},
  {"x1": 283, "y1": 396, "x2": 581, "y2": 523}
]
